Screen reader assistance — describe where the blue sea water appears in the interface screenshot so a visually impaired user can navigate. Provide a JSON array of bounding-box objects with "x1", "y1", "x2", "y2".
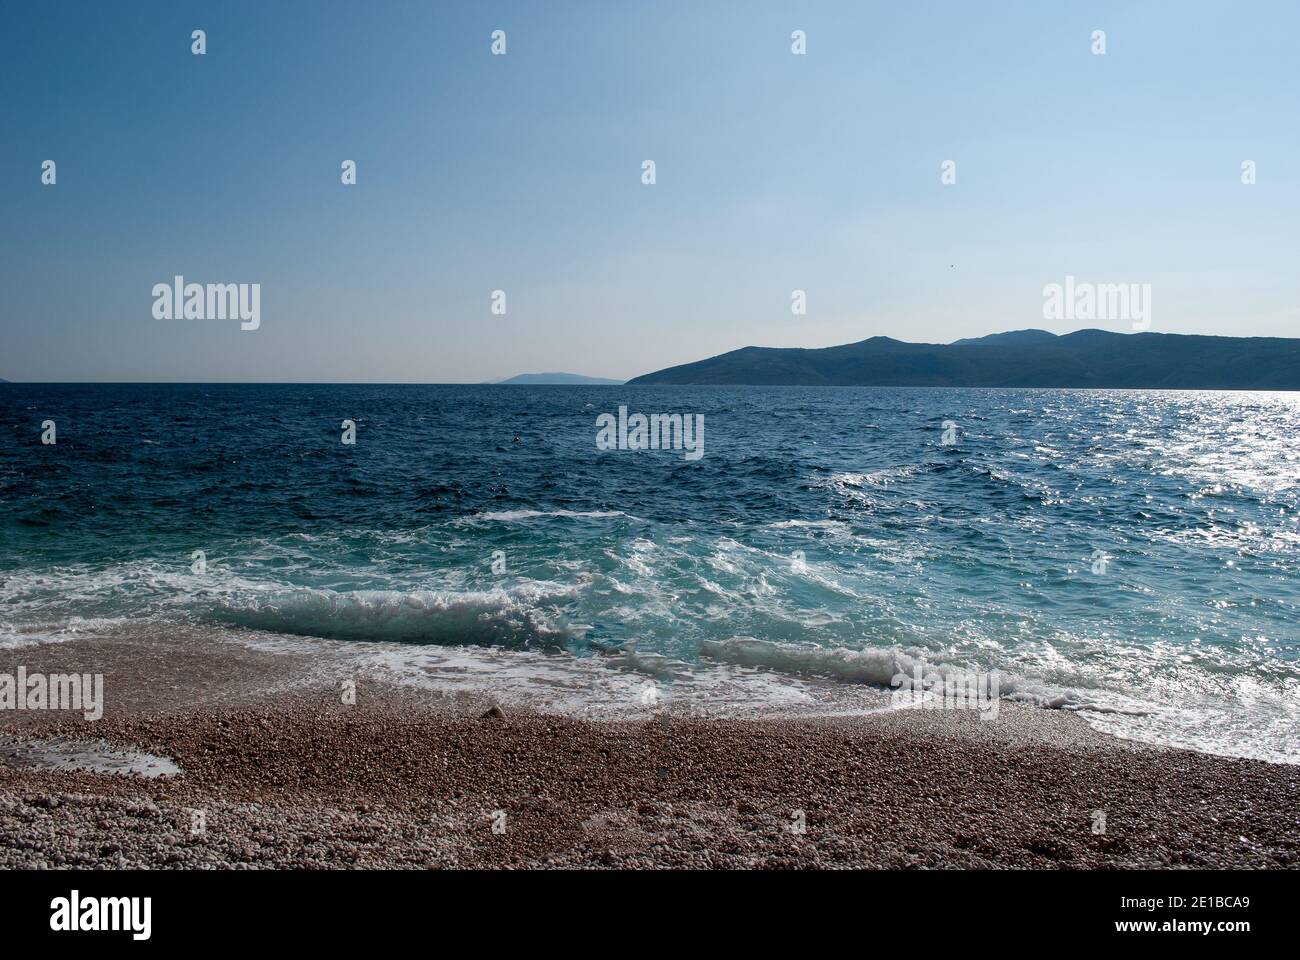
[{"x1": 2, "y1": 384, "x2": 1298, "y2": 762}]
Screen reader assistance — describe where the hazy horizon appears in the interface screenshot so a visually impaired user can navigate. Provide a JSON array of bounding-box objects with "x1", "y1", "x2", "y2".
[
  {"x1": 3, "y1": 0, "x2": 1297, "y2": 382},
  {"x1": 7, "y1": 325, "x2": 1300, "y2": 384}
]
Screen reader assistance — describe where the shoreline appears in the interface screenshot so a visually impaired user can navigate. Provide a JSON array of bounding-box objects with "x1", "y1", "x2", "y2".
[{"x1": 0, "y1": 632, "x2": 1297, "y2": 869}]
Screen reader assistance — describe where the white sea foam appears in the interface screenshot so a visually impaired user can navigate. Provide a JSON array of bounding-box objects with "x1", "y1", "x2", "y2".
[
  {"x1": 459, "y1": 509, "x2": 637, "y2": 523},
  {"x1": 699, "y1": 636, "x2": 1300, "y2": 761},
  {"x1": 767, "y1": 519, "x2": 851, "y2": 531},
  {"x1": 698, "y1": 636, "x2": 1154, "y2": 715}
]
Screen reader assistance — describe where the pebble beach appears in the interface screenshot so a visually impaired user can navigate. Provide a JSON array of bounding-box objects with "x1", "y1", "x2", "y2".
[{"x1": 2, "y1": 632, "x2": 1296, "y2": 870}]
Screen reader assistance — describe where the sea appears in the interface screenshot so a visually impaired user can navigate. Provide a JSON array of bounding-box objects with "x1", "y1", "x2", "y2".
[{"x1": 2, "y1": 383, "x2": 1297, "y2": 763}]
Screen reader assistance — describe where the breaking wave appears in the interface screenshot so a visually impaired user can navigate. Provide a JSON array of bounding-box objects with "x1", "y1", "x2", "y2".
[{"x1": 215, "y1": 585, "x2": 584, "y2": 647}]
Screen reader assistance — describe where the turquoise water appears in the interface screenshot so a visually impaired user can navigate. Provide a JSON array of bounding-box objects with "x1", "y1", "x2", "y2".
[{"x1": 2, "y1": 384, "x2": 1298, "y2": 761}]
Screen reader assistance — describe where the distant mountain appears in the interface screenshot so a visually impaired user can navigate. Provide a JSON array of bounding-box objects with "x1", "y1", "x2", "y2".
[
  {"x1": 494, "y1": 373, "x2": 624, "y2": 385},
  {"x1": 627, "y1": 330, "x2": 1300, "y2": 390},
  {"x1": 950, "y1": 329, "x2": 1059, "y2": 348}
]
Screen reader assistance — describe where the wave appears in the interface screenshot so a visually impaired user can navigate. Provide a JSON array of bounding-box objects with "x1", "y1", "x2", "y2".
[
  {"x1": 766, "y1": 519, "x2": 851, "y2": 531},
  {"x1": 698, "y1": 637, "x2": 1151, "y2": 716},
  {"x1": 701, "y1": 636, "x2": 984, "y2": 689},
  {"x1": 214, "y1": 584, "x2": 585, "y2": 647},
  {"x1": 457, "y1": 509, "x2": 639, "y2": 523},
  {"x1": 819, "y1": 465, "x2": 924, "y2": 490}
]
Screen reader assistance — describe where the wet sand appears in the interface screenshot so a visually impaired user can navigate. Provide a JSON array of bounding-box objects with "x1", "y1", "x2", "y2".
[{"x1": 1, "y1": 633, "x2": 1297, "y2": 869}]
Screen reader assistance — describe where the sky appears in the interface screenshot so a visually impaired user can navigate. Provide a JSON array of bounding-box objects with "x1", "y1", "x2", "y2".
[{"x1": 2, "y1": 0, "x2": 1298, "y2": 383}]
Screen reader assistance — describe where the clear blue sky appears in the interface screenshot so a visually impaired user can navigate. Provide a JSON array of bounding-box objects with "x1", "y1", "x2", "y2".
[{"x1": 2, "y1": 0, "x2": 1297, "y2": 382}]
